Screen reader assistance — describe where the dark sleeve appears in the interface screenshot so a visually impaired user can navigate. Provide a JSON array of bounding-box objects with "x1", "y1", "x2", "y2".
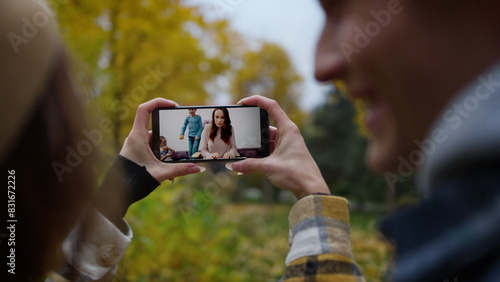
[
  {"x1": 93, "y1": 155, "x2": 160, "y2": 230},
  {"x1": 379, "y1": 163, "x2": 500, "y2": 282}
]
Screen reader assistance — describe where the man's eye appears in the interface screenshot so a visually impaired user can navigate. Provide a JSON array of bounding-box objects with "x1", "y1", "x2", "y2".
[
  {"x1": 319, "y1": 0, "x2": 347, "y2": 13},
  {"x1": 320, "y1": 0, "x2": 337, "y2": 9},
  {"x1": 320, "y1": 0, "x2": 350, "y2": 24}
]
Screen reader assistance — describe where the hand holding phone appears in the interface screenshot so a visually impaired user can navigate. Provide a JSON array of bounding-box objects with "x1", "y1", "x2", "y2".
[
  {"x1": 119, "y1": 98, "x2": 203, "y2": 182},
  {"x1": 229, "y1": 95, "x2": 330, "y2": 199}
]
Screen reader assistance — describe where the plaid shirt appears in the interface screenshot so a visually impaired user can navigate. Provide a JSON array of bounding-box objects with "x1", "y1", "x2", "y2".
[{"x1": 281, "y1": 195, "x2": 365, "y2": 282}]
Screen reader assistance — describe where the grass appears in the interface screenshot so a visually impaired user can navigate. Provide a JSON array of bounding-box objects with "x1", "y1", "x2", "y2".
[
  {"x1": 120, "y1": 182, "x2": 390, "y2": 281},
  {"x1": 350, "y1": 212, "x2": 391, "y2": 281}
]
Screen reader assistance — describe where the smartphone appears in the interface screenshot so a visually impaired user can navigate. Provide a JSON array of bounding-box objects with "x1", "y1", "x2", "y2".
[{"x1": 152, "y1": 105, "x2": 269, "y2": 162}]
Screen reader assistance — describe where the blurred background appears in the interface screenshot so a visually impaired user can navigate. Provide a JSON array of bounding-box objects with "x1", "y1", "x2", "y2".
[{"x1": 50, "y1": 0, "x2": 418, "y2": 280}]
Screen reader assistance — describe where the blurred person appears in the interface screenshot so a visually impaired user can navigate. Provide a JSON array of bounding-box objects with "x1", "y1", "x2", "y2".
[
  {"x1": 200, "y1": 107, "x2": 238, "y2": 159},
  {"x1": 179, "y1": 108, "x2": 203, "y2": 159},
  {"x1": 0, "y1": 0, "x2": 202, "y2": 281},
  {"x1": 231, "y1": 1, "x2": 500, "y2": 281}
]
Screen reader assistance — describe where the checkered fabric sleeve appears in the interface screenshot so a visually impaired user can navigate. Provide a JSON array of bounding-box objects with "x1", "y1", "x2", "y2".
[{"x1": 281, "y1": 195, "x2": 365, "y2": 282}]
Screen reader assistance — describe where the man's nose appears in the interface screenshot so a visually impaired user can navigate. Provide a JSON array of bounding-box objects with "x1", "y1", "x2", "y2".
[{"x1": 314, "y1": 22, "x2": 347, "y2": 82}]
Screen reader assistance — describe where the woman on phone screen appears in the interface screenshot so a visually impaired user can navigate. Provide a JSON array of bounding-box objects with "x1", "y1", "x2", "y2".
[{"x1": 200, "y1": 108, "x2": 237, "y2": 159}]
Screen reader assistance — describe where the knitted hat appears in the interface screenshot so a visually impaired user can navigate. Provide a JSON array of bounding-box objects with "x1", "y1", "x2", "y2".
[{"x1": 0, "y1": 0, "x2": 60, "y2": 161}]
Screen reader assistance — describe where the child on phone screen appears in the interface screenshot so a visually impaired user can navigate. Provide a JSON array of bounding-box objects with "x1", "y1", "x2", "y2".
[
  {"x1": 159, "y1": 136, "x2": 175, "y2": 161},
  {"x1": 179, "y1": 108, "x2": 203, "y2": 159}
]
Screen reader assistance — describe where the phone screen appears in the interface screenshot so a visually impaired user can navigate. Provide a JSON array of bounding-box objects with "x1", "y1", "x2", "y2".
[{"x1": 152, "y1": 105, "x2": 269, "y2": 162}]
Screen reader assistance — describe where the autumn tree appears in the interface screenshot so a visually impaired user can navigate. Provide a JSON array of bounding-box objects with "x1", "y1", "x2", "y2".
[
  {"x1": 53, "y1": 0, "x2": 235, "y2": 151},
  {"x1": 230, "y1": 42, "x2": 305, "y2": 127}
]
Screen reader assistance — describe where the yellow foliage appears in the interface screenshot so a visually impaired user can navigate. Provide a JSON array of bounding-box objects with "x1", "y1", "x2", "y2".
[
  {"x1": 350, "y1": 219, "x2": 391, "y2": 282},
  {"x1": 230, "y1": 43, "x2": 306, "y2": 128},
  {"x1": 118, "y1": 172, "x2": 389, "y2": 281},
  {"x1": 53, "y1": 0, "x2": 237, "y2": 154},
  {"x1": 332, "y1": 79, "x2": 370, "y2": 137}
]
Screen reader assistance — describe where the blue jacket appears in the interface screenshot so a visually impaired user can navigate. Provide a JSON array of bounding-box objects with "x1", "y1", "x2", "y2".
[
  {"x1": 180, "y1": 115, "x2": 203, "y2": 139},
  {"x1": 380, "y1": 61, "x2": 500, "y2": 281}
]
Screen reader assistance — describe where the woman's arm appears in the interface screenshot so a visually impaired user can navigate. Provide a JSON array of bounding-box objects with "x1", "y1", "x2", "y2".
[
  {"x1": 180, "y1": 116, "x2": 188, "y2": 137},
  {"x1": 200, "y1": 124, "x2": 211, "y2": 159},
  {"x1": 55, "y1": 99, "x2": 204, "y2": 281}
]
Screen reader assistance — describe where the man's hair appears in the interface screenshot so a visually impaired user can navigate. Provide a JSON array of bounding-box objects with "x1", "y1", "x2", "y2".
[{"x1": 0, "y1": 49, "x2": 96, "y2": 279}]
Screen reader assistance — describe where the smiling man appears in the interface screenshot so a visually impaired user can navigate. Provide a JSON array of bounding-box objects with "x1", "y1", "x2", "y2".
[{"x1": 233, "y1": 0, "x2": 500, "y2": 281}]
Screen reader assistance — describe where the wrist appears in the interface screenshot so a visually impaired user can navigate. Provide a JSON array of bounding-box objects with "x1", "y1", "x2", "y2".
[
  {"x1": 95, "y1": 155, "x2": 160, "y2": 221},
  {"x1": 292, "y1": 183, "x2": 331, "y2": 200},
  {"x1": 293, "y1": 177, "x2": 330, "y2": 199},
  {"x1": 302, "y1": 192, "x2": 331, "y2": 198},
  {"x1": 293, "y1": 191, "x2": 331, "y2": 200}
]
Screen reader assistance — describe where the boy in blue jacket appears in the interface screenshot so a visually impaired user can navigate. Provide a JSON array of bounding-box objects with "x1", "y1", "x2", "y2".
[{"x1": 180, "y1": 108, "x2": 203, "y2": 159}]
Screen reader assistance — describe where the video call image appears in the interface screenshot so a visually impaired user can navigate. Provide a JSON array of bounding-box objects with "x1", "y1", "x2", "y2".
[{"x1": 157, "y1": 107, "x2": 264, "y2": 161}]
